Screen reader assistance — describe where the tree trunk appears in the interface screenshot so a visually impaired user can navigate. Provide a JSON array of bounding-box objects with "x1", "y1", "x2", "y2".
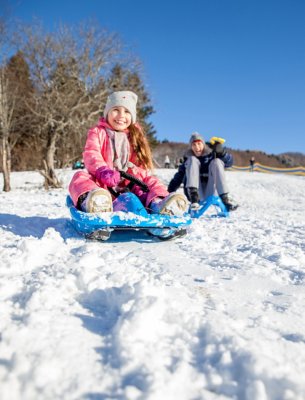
[
  {"x1": 40, "y1": 127, "x2": 62, "y2": 189},
  {"x1": 1, "y1": 134, "x2": 11, "y2": 192}
]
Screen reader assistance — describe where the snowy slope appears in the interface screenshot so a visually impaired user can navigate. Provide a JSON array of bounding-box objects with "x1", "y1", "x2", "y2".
[{"x1": 0, "y1": 169, "x2": 305, "y2": 400}]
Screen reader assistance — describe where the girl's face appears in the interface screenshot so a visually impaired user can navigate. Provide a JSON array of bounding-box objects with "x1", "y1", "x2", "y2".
[
  {"x1": 191, "y1": 140, "x2": 204, "y2": 156},
  {"x1": 107, "y1": 106, "x2": 132, "y2": 131}
]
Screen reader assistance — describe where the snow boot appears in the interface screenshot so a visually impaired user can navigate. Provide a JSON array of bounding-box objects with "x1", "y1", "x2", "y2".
[
  {"x1": 151, "y1": 193, "x2": 189, "y2": 217},
  {"x1": 220, "y1": 193, "x2": 238, "y2": 211},
  {"x1": 81, "y1": 188, "x2": 113, "y2": 213},
  {"x1": 187, "y1": 187, "x2": 200, "y2": 210}
]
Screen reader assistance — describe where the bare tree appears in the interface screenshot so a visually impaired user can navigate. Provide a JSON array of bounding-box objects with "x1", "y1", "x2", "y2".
[
  {"x1": 18, "y1": 20, "x2": 133, "y2": 188},
  {"x1": 0, "y1": 17, "x2": 20, "y2": 191},
  {"x1": 0, "y1": 69, "x2": 14, "y2": 191}
]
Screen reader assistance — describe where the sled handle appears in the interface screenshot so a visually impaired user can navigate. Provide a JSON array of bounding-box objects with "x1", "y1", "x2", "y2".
[{"x1": 119, "y1": 170, "x2": 149, "y2": 192}]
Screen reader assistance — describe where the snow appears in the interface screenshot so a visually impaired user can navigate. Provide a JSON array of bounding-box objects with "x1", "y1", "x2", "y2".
[{"x1": 0, "y1": 168, "x2": 305, "y2": 400}]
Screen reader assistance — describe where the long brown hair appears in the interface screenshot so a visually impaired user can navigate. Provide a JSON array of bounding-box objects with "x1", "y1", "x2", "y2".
[{"x1": 128, "y1": 123, "x2": 154, "y2": 170}]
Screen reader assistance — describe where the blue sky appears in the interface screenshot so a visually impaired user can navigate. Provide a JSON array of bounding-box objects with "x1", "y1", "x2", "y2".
[{"x1": 2, "y1": 0, "x2": 305, "y2": 154}]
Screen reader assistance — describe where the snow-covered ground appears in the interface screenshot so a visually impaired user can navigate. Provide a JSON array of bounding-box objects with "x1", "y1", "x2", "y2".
[{"x1": 1, "y1": 168, "x2": 305, "y2": 400}]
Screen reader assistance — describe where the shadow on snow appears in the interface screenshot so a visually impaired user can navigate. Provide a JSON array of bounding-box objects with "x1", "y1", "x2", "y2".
[
  {"x1": 0, "y1": 212, "x2": 171, "y2": 243},
  {"x1": 0, "y1": 212, "x2": 76, "y2": 240}
]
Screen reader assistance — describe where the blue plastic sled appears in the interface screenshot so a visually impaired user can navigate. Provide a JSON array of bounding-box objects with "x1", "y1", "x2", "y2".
[
  {"x1": 66, "y1": 192, "x2": 192, "y2": 241},
  {"x1": 190, "y1": 195, "x2": 229, "y2": 219}
]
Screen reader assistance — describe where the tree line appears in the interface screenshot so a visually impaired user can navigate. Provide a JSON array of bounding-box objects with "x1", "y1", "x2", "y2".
[{"x1": 0, "y1": 18, "x2": 157, "y2": 191}]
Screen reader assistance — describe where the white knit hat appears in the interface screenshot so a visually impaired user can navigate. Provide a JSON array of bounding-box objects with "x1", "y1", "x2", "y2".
[{"x1": 104, "y1": 91, "x2": 138, "y2": 123}]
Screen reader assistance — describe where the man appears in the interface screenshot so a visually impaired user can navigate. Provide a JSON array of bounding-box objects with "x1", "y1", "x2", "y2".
[{"x1": 168, "y1": 132, "x2": 238, "y2": 211}]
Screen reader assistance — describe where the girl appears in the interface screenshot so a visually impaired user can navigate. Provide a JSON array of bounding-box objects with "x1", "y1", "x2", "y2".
[{"x1": 69, "y1": 91, "x2": 188, "y2": 216}]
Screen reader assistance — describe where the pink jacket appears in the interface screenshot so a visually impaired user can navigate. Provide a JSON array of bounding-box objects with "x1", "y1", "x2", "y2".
[{"x1": 69, "y1": 118, "x2": 168, "y2": 207}]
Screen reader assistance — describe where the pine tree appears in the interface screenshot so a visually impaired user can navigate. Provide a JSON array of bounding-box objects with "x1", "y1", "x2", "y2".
[{"x1": 5, "y1": 52, "x2": 38, "y2": 170}]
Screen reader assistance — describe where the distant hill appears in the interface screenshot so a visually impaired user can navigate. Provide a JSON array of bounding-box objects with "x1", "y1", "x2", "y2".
[{"x1": 153, "y1": 142, "x2": 305, "y2": 168}]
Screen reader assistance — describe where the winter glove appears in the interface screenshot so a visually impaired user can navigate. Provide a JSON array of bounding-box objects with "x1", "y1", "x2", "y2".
[
  {"x1": 208, "y1": 136, "x2": 226, "y2": 157},
  {"x1": 209, "y1": 136, "x2": 226, "y2": 146},
  {"x1": 96, "y1": 166, "x2": 121, "y2": 187},
  {"x1": 214, "y1": 143, "x2": 225, "y2": 156}
]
